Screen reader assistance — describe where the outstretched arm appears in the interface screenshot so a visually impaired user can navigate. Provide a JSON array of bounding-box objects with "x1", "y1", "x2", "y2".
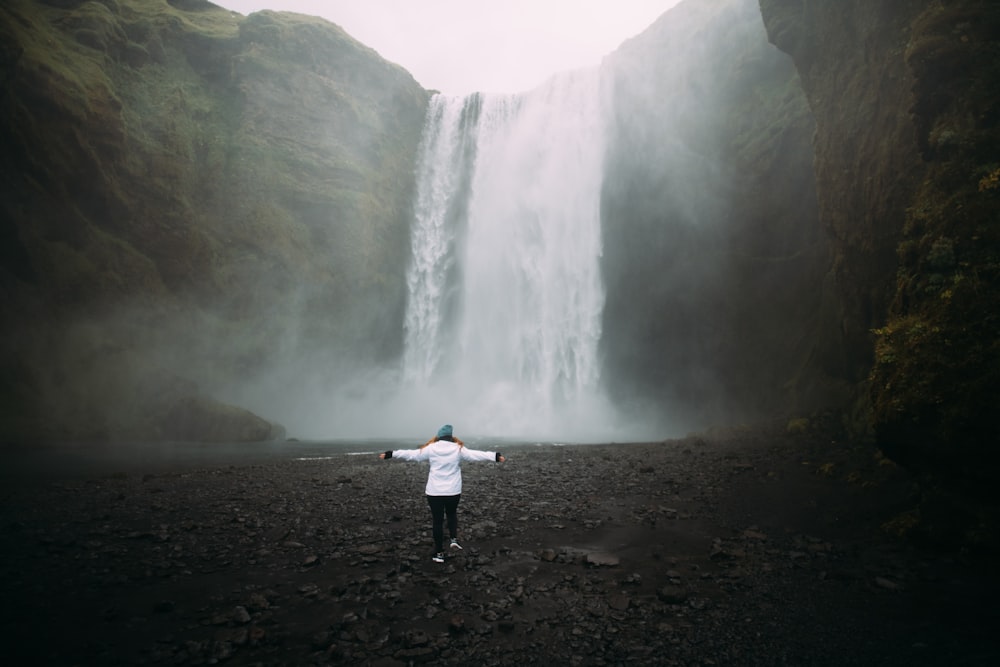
[
  {"x1": 460, "y1": 447, "x2": 506, "y2": 463},
  {"x1": 379, "y1": 448, "x2": 427, "y2": 462}
]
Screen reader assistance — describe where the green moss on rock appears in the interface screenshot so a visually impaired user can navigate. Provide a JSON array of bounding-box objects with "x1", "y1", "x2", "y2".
[
  {"x1": 0, "y1": 0, "x2": 429, "y2": 441},
  {"x1": 870, "y1": 1, "x2": 1000, "y2": 490}
]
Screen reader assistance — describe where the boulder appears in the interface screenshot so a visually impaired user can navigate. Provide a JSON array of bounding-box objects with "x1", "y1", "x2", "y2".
[{"x1": 160, "y1": 396, "x2": 276, "y2": 442}]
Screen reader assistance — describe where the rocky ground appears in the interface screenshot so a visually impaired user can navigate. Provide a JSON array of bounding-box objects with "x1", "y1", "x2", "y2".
[{"x1": 1, "y1": 419, "x2": 997, "y2": 666}]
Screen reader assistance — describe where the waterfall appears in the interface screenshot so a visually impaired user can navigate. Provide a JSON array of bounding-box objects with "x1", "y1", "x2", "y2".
[{"x1": 402, "y1": 69, "x2": 615, "y2": 439}]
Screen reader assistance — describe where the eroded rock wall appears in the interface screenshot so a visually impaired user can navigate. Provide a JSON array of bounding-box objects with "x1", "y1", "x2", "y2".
[
  {"x1": 0, "y1": 0, "x2": 428, "y2": 440},
  {"x1": 600, "y1": 0, "x2": 827, "y2": 430},
  {"x1": 760, "y1": 0, "x2": 1000, "y2": 498}
]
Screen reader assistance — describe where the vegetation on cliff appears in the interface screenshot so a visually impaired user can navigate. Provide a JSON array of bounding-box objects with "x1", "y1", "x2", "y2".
[
  {"x1": 871, "y1": 2, "x2": 1000, "y2": 499},
  {"x1": 760, "y1": 0, "x2": 1000, "y2": 545},
  {"x1": 0, "y1": 0, "x2": 428, "y2": 441}
]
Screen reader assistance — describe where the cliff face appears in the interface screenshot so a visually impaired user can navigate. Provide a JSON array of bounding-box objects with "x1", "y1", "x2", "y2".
[
  {"x1": 11, "y1": 0, "x2": 995, "y2": 470},
  {"x1": 759, "y1": 0, "x2": 1000, "y2": 497},
  {"x1": 759, "y1": 0, "x2": 925, "y2": 387},
  {"x1": 600, "y1": 0, "x2": 828, "y2": 429},
  {"x1": 0, "y1": 0, "x2": 428, "y2": 440}
]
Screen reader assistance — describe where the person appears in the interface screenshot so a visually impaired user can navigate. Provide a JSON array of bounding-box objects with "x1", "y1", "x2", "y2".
[{"x1": 379, "y1": 424, "x2": 505, "y2": 563}]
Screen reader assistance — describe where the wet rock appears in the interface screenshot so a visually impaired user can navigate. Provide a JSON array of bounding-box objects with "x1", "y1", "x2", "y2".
[
  {"x1": 233, "y1": 606, "x2": 251, "y2": 624},
  {"x1": 608, "y1": 592, "x2": 630, "y2": 611},
  {"x1": 585, "y1": 552, "x2": 620, "y2": 567},
  {"x1": 211, "y1": 639, "x2": 235, "y2": 662},
  {"x1": 657, "y1": 585, "x2": 690, "y2": 605},
  {"x1": 215, "y1": 627, "x2": 249, "y2": 646},
  {"x1": 874, "y1": 576, "x2": 902, "y2": 591},
  {"x1": 404, "y1": 629, "x2": 430, "y2": 647},
  {"x1": 449, "y1": 615, "x2": 466, "y2": 633},
  {"x1": 622, "y1": 573, "x2": 642, "y2": 586},
  {"x1": 311, "y1": 630, "x2": 332, "y2": 650},
  {"x1": 3, "y1": 423, "x2": 987, "y2": 666}
]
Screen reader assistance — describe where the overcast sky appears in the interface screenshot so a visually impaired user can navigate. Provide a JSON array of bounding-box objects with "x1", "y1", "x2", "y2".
[{"x1": 212, "y1": 1, "x2": 683, "y2": 95}]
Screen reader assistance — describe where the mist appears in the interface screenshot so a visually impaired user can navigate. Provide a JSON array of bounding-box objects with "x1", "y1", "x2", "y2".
[
  {"x1": 0, "y1": 0, "x2": 817, "y2": 446},
  {"x1": 228, "y1": 70, "x2": 648, "y2": 443},
  {"x1": 212, "y1": 0, "x2": 815, "y2": 444}
]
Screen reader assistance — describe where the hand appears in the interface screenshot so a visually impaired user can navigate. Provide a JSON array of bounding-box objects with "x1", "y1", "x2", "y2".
[{"x1": 498, "y1": 455, "x2": 506, "y2": 463}]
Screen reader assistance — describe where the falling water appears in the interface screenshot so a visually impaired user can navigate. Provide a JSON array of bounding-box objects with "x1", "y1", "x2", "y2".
[{"x1": 402, "y1": 69, "x2": 616, "y2": 439}]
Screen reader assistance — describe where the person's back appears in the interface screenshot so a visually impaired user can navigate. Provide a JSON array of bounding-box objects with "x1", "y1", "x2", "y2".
[
  {"x1": 424, "y1": 440, "x2": 464, "y2": 495},
  {"x1": 379, "y1": 425, "x2": 505, "y2": 562}
]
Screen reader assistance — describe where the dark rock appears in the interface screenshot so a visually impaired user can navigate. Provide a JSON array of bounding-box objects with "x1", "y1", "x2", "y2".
[
  {"x1": 161, "y1": 396, "x2": 275, "y2": 442},
  {"x1": 585, "y1": 552, "x2": 620, "y2": 567},
  {"x1": 404, "y1": 629, "x2": 429, "y2": 647},
  {"x1": 657, "y1": 586, "x2": 690, "y2": 605},
  {"x1": 538, "y1": 548, "x2": 558, "y2": 562},
  {"x1": 608, "y1": 593, "x2": 630, "y2": 611}
]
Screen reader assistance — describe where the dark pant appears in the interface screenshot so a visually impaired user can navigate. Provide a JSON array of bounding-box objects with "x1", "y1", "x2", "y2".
[{"x1": 427, "y1": 494, "x2": 461, "y2": 552}]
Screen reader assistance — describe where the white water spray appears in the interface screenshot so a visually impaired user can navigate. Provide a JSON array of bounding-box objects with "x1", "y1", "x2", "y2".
[{"x1": 402, "y1": 69, "x2": 619, "y2": 439}]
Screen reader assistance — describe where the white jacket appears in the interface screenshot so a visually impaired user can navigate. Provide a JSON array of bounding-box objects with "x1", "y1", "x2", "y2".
[{"x1": 390, "y1": 440, "x2": 499, "y2": 496}]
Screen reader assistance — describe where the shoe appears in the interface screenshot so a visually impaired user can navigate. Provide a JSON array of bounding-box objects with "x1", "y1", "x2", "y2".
[
  {"x1": 432, "y1": 552, "x2": 445, "y2": 563},
  {"x1": 449, "y1": 538, "x2": 463, "y2": 551}
]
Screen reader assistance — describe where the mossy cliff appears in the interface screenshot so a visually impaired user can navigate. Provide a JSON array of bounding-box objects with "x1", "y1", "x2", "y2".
[
  {"x1": 7, "y1": 0, "x2": 997, "y2": 481},
  {"x1": 759, "y1": 0, "x2": 1000, "y2": 523},
  {"x1": 0, "y1": 0, "x2": 429, "y2": 441}
]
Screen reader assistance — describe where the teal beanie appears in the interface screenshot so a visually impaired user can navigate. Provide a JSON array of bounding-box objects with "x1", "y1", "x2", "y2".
[{"x1": 437, "y1": 424, "x2": 453, "y2": 439}]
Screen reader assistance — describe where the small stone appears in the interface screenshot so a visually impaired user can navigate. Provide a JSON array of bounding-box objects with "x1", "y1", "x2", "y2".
[
  {"x1": 216, "y1": 627, "x2": 249, "y2": 646},
  {"x1": 233, "y1": 606, "x2": 251, "y2": 624},
  {"x1": 657, "y1": 585, "x2": 689, "y2": 605},
  {"x1": 449, "y1": 615, "x2": 466, "y2": 633},
  {"x1": 247, "y1": 593, "x2": 270, "y2": 611},
  {"x1": 623, "y1": 573, "x2": 642, "y2": 585},
  {"x1": 211, "y1": 640, "x2": 234, "y2": 661},
  {"x1": 404, "y1": 629, "x2": 429, "y2": 647},
  {"x1": 585, "y1": 552, "x2": 620, "y2": 567},
  {"x1": 608, "y1": 592, "x2": 630, "y2": 611},
  {"x1": 310, "y1": 630, "x2": 332, "y2": 650},
  {"x1": 875, "y1": 576, "x2": 902, "y2": 591}
]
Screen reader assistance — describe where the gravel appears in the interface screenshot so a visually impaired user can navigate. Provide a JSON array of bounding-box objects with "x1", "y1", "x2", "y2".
[{"x1": 1, "y1": 421, "x2": 997, "y2": 665}]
